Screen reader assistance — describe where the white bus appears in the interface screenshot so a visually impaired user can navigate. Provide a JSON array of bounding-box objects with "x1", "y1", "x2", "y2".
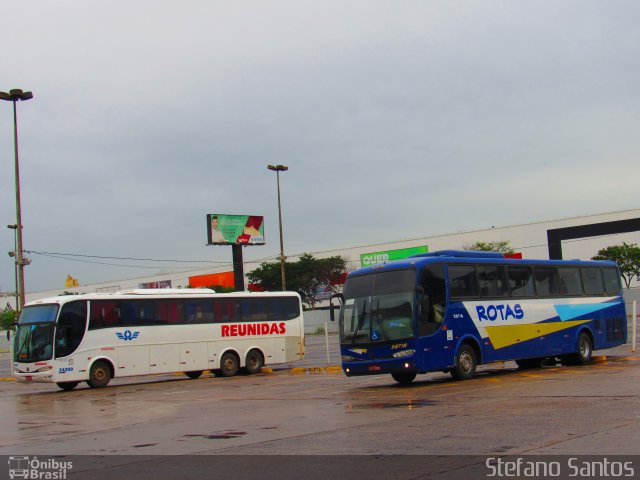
[{"x1": 12, "y1": 289, "x2": 304, "y2": 390}]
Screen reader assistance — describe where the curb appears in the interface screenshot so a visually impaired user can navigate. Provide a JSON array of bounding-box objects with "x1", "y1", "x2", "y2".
[
  {"x1": 290, "y1": 365, "x2": 342, "y2": 374},
  {"x1": 0, "y1": 365, "x2": 344, "y2": 383}
]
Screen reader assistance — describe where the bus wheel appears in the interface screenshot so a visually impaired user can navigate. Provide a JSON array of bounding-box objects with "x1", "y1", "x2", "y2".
[
  {"x1": 56, "y1": 381, "x2": 79, "y2": 391},
  {"x1": 185, "y1": 370, "x2": 203, "y2": 379},
  {"x1": 220, "y1": 352, "x2": 239, "y2": 377},
  {"x1": 391, "y1": 371, "x2": 417, "y2": 384},
  {"x1": 87, "y1": 361, "x2": 111, "y2": 388},
  {"x1": 245, "y1": 349, "x2": 263, "y2": 375},
  {"x1": 573, "y1": 332, "x2": 593, "y2": 365},
  {"x1": 451, "y1": 344, "x2": 477, "y2": 380}
]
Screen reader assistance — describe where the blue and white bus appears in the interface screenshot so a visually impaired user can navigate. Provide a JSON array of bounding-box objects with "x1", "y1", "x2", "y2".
[
  {"x1": 331, "y1": 251, "x2": 626, "y2": 384},
  {"x1": 13, "y1": 289, "x2": 304, "y2": 390}
]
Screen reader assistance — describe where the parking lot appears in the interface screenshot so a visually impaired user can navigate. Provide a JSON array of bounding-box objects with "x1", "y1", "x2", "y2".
[{"x1": 1, "y1": 335, "x2": 639, "y2": 478}]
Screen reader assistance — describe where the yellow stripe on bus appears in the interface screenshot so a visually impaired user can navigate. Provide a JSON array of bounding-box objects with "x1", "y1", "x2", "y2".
[{"x1": 485, "y1": 320, "x2": 590, "y2": 350}]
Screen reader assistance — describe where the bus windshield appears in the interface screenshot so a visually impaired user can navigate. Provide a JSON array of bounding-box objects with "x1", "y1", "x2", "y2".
[
  {"x1": 13, "y1": 305, "x2": 59, "y2": 363},
  {"x1": 340, "y1": 269, "x2": 416, "y2": 345}
]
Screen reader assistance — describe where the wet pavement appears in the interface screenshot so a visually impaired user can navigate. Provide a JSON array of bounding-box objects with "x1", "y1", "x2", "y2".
[
  {"x1": 1, "y1": 337, "x2": 639, "y2": 455},
  {"x1": 2, "y1": 336, "x2": 639, "y2": 480}
]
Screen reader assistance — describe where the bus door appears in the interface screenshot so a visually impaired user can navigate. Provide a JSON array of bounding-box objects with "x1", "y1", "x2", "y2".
[
  {"x1": 54, "y1": 301, "x2": 87, "y2": 359},
  {"x1": 417, "y1": 264, "x2": 447, "y2": 371}
]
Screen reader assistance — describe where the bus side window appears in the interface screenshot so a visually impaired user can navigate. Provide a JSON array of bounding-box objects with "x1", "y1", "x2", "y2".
[
  {"x1": 118, "y1": 302, "x2": 137, "y2": 326},
  {"x1": 534, "y1": 267, "x2": 559, "y2": 296},
  {"x1": 477, "y1": 265, "x2": 508, "y2": 297},
  {"x1": 448, "y1": 265, "x2": 478, "y2": 299},
  {"x1": 507, "y1": 266, "x2": 535, "y2": 297},
  {"x1": 419, "y1": 264, "x2": 447, "y2": 336},
  {"x1": 602, "y1": 268, "x2": 621, "y2": 294},
  {"x1": 582, "y1": 268, "x2": 605, "y2": 295},
  {"x1": 241, "y1": 299, "x2": 268, "y2": 322},
  {"x1": 213, "y1": 299, "x2": 238, "y2": 323},
  {"x1": 155, "y1": 300, "x2": 183, "y2": 324},
  {"x1": 89, "y1": 301, "x2": 118, "y2": 329},
  {"x1": 282, "y1": 297, "x2": 300, "y2": 321},
  {"x1": 269, "y1": 298, "x2": 284, "y2": 321},
  {"x1": 185, "y1": 300, "x2": 214, "y2": 323},
  {"x1": 558, "y1": 267, "x2": 582, "y2": 296}
]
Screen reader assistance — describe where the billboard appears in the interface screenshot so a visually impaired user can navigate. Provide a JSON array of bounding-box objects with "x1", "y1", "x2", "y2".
[
  {"x1": 360, "y1": 245, "x2": 428, "y2": 267},
  {"x1": 207, "y1": 214, "x2": 265, "y2": 245},
  {"x1": 189, "y1": 271, "x2": 234, "y2": 288},
  {"x1": 139, "y1": 280, "x2": 172, "y2": 289}
]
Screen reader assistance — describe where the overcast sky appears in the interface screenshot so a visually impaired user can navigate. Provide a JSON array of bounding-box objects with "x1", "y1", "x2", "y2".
[{"x1": 1, "y1": 1, "x2": 639, "y2": 293}]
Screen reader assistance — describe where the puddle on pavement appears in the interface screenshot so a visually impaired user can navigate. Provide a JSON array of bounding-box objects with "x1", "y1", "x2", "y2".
[
  {"x1": 184, "y1": 431, "x2": 247, "y2": 440},
  {"x1": 348, "y1": 399, "x2": 434, "y2": 410}
]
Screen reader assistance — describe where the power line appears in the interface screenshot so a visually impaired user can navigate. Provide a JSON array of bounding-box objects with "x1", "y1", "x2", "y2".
[
  {"x1": 26, "y1": 250, "x2": 282, "y2": 270},
  {"x1": 25, "y1": 230, "x2": 638, "y2": 271},
  {"x1": 27, "y1": 250, "x2": 221, "y2": 263}
]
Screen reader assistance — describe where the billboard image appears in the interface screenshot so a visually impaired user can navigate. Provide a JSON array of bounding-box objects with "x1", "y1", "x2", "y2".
[
  {"x1": 139, "y1": 280, "x2": 172, "y2": 289},
  {"x1": 207, "y1": 214, "x2": 265, "y2": 245}
]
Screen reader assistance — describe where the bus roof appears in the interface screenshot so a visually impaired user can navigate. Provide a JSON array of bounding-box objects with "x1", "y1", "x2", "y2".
[
  {"x1": 348, "y1": 250, "x2": 618, "y2": 277},
  {"x1": 115, "y1": 288, "x2": 216, "y2": 295},
  {"x1": 23, "y1": 290, "x2": 302, "y2": 307},
  {"x1": 410, "y1": 250, "x2": 504, "y2": 259}
]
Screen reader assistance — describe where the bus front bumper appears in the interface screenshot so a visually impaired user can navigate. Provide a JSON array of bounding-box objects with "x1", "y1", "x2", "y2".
[
  {"x1": 342, "y1": 358, "x2": 416, "y2": 377},
  {"x1": 13, "y1": 365, "x2": 55, "y2": 383}
]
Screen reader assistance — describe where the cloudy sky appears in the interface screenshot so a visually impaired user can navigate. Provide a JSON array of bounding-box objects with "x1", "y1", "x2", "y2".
[{"x1": 1, "y1": 1, "x2": 639, "y2": 293}]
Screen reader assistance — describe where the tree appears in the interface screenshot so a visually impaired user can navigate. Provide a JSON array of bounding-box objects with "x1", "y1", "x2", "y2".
[
  {"x1": 206, "y1": 285, "x2": 235, "y2": 293},
  {"x1": 464, "y1": 241, "x2": 515, "y2": 255},
  {"x1": 592, "y1": 242, "x2": 640, "y2": 288},
  {"x1": 0, "y1": 304, "x2": 17, "y2": 331},
  {"x1": 247, "y1": 254, "x2": 347, "y2": 309}
]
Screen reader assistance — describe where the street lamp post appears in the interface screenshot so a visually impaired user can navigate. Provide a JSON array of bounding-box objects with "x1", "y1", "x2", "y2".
[
  {"x1": 1, "y1": 88, "x2": 33, "y2": 312},
  {"x1": 267, "y1": 164, "x2": 288, "y2": 291},
  {"x1": 7, "y1": 225, "x2": 19, "y2": 311}
]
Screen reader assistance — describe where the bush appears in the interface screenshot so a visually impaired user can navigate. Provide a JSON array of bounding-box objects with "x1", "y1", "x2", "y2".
[{"x1": 0, "y1": 307, "x2": 16, "y2": 331}]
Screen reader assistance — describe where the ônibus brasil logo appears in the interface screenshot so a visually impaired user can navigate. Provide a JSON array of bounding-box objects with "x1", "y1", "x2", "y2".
[{"x1": 8, "y1": 456, "x2": 73, "y2": 479}]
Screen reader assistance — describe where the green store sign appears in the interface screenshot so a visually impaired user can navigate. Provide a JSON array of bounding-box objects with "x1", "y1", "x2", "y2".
[{"x1": 360, "y1": 246, "x2": 428, "y2": 267}]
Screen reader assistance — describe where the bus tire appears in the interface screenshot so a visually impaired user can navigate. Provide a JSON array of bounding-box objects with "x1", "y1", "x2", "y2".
[
  {"x1": 451, "y1": 344, "x2": 477, "y2": 381},
  {"x1": 573, "y1": 332, "x2": 593, "y2": 365},
  {"x1": 220, "y1": 352, "x2": 239, "y2": 377},
  {"x1": 185, "y1": 370, "x2": 203, "y2": 379},
  {"x1": 57, "y1": 381, "x2": 79, "y2": 391},
  {"x1": 391, "y1": 371, "x2": 417, "y2": 384},
  {"x1": 87, "y1": 361, "x2": 111, "y2": 388},
  {"x1": 245, "y1": 349, "x2": 263, "y2": 375}
]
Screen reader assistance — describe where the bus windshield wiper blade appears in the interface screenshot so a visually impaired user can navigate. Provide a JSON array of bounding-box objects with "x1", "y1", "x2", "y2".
[
  {"x1": 16, "y1": 327, "x2": 32, "y2": 357},
  {"x1": 352, "y1": 298, "x2": 367, "y2": 345}
]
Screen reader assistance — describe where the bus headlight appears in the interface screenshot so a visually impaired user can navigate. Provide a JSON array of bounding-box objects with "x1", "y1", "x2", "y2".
[
  {"x1": 34, "y1": 366, "x2": 53, "y2": 373},
  {"x1": 341, "y1": 355, "x2": 357, "y2": 362},
  {"x1": 392, "y1": 349, "x2": 415, "y2": 359}
]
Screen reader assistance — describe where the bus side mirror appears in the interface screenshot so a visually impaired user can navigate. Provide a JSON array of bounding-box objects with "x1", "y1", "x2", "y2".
[{"x1": 329, "y1": 293, "x2": 344, "y2": 322}]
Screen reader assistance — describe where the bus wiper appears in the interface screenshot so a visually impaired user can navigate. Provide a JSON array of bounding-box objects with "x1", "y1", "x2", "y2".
[
  {"x1": 374, "y1": 299, "x2": 383, "y2": 341},
  {"x1": 16, "y1": 327, "x2": 32, "y2": 358},
  {"x1": 352, "y1": 299, "x2": 367, "y2": 345}
]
